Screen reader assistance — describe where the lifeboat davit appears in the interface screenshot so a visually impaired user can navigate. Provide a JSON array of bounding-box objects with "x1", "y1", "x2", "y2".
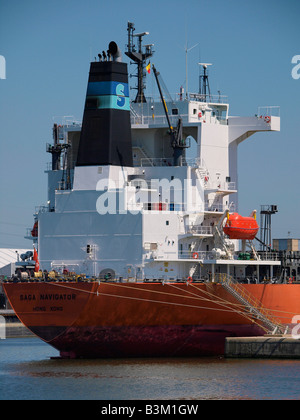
[{"x1": 223, "y1": 212, "x2": 259, "y2": 240}]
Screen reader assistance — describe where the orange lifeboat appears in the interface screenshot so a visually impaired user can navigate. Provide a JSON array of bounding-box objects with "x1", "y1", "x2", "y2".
[{"x1": 223, "y1": 212, "x2": 259, "y2": 240}]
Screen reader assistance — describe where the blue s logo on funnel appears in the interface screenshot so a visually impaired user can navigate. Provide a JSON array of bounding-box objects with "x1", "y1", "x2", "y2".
[{"x1": 116, "y1": 83, "x2": 126, "y2": 108}]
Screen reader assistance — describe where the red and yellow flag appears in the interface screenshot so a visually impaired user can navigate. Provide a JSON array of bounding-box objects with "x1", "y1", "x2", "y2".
[{"x1": 146, "y1": 62, "x2": 151, "y2": 74}]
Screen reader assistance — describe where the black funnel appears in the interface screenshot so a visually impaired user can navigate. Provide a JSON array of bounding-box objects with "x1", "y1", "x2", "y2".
[{"x1": 76, "y1": 42, "x2": 133, "y2": 167}]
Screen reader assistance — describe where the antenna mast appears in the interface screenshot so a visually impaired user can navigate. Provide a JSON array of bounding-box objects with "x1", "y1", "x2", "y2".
[
  {"x1": 198, "y1": 63, "x2": 212, "y2": 102},
  {"x1": 125, "y1": 22, "x2": 154, "y2": 103},
  {"x1": 184, "y1": 43, "x2": 198, "y2": 99}
]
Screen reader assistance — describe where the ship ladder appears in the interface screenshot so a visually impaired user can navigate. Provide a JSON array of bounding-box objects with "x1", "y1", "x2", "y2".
[
  {"x1": 221, "y1": 276, "x2": 286, "y2": 335},
  {"x1": 130, "y1": 104, "x2": 142, "y2": 125},
  {"x1": 195, "y1": 167, "x2": 210, "y2": 188},
  {"x1": 134, "y1": 144, "x2": 153, "y2": 167},
  {"x1": 214, "y1": 225, "x2": 231, "y2": 257}
]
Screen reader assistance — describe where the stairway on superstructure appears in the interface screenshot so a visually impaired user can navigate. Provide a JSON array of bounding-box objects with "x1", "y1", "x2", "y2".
[{"x1": 132, "y1": 143, "x2": 153, "y2": 166}]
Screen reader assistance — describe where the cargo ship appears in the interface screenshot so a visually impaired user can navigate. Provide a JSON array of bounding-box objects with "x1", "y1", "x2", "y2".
[{"x1": 3, "y1": 23, "x2": 300, "y2": 358}]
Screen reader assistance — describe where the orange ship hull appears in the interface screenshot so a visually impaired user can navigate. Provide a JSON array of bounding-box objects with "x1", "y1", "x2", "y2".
[{"x1": 3, "y1": 281, "x2": 300, "y2": 358}]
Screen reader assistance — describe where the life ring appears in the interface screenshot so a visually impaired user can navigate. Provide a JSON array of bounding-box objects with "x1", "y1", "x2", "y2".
[
  {"x1": 192, "y1": 252, "x2": 199, "y2": 259},
  {"x1": 187, "y1": 276, "x2": 193, "y2": 283},
  {"x1": 264, "y1": 116, "x2": 271, "y2": 124},
  {"x1": 198, "y1": 112, "x2": 202, "y2": 118}
]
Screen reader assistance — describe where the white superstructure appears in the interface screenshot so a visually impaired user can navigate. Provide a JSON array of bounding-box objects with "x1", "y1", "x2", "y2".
[
  {"x1": 28, "y1": 92, "x2": 281, "y2": 283},
  {"x1": 24, "y1": 28, "x2": 281, "y2": 284}
]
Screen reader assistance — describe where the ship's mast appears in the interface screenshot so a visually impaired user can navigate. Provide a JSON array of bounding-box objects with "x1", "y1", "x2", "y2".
[
  {"x1": 125, "y1": 21, "x2": 154, "y2": 103},
  {"x1": 198, "y1": 63, "x2": 212, "y2": 102},
  {"x1": 260, "y1": 205, "x2": 278, "y2": 251},
  {"x1": 47, "y1": 123, "x2": 70, "y2": 172}
]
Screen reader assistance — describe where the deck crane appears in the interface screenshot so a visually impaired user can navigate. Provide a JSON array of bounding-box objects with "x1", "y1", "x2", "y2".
[{"x1": 152, "y1": 65, "x2": 189, "y2": 166}]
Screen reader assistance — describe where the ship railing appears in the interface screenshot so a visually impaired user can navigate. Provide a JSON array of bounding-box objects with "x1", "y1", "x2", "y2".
[
  {"x1": 140, "y1": 202, "x2": 210, "y2": 213},
  {"x1": 228, "y1": 182, "x2": 236, "y2": 190},
  {"x1": 25, "y1": 228, "x2": 32, "y2": 238},
  {"x1": 204, "y1": 202, "x2": 235, "y2": 213},
  {"x1": 140, "y1": 157, "x2": 200, "y2": 167},
  {"x1": 189, "y1": 93, "x2": 229, "y2": 104},
  {"x1": 131, "y1": 92, "x2": 229, "y2": 108},
  {"x1": 24, "y1": 228, "x2": 38, "y2": 240},
  {"x1": 178, "y1": 251, "x2": 214, "y2": 260},
  {"x1": 130, "y1": 92, "x2": 229, "y2": 126},
  {"x1": 52, "y1": 115, "x2": 82, "y2": 128},
  {"x1": 131, "y1": 113, "x2": 190, "y2": 127},
  {"x1": 257, "y1": 252, "x2": 281, "y2": 261},
  {"x1": 206, "y1": 181, "x2": 237, "y2": 191},
  {"x1": 186, "y1": 225, "x2": 213, "y2": 235},
  {"x1": 34, "y1": 205, "x2": 49, "y2": 214},
  {"x1": 131, "y1": 111, "x2": 227, "y2": 126},
  {"x1": 257, "y1": 106, "x2": 280, "y2": 118},
  {"x1": 177, "y1": 249, "x2": 280, "y2": 262},
  {"x1": 222, "y1": 181, "x2": 236, "y2": 191}
]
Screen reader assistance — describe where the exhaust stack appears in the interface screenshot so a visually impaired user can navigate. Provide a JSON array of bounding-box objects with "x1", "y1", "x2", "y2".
[
  {"x1": 76, "y1": 42, "x2": 133, "y2": 167},
  {"x1": 109, "y1": 41, "x2": 122, "y2": 62}
]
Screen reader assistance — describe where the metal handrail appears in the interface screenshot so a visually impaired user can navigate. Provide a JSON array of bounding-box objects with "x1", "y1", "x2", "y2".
[
  {"x1": 187, "y1": 225, "x2": 213, "y2": 235},
  {"x1": 219, "y1": 273, "x2": 284, "y2": 332}
]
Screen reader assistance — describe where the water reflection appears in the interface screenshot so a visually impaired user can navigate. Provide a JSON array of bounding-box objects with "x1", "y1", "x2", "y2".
[{"x1": 1, "y1": 338, "x2": 300, "y2": 400}]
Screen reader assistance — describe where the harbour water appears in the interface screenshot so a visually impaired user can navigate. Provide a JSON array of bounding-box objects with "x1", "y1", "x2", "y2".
[{"x1": 0, "y1": 338, "x2": 300, "y2": 400}]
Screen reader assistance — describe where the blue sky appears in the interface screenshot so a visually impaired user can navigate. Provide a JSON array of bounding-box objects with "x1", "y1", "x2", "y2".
[{"x1": 0, "y1": 0, "x2": 299, "y2": 248}]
